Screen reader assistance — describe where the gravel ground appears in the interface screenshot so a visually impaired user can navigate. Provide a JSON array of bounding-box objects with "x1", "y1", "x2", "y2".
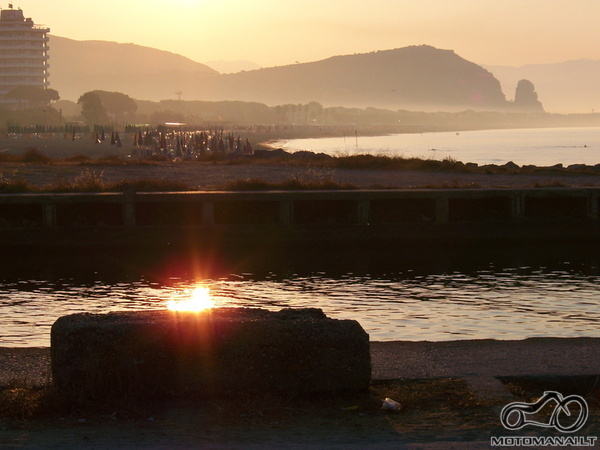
[
  {"x1": 1, "y1": 338, "x2": 598, "y2": 449},
  {"x1": 3, "y1": 160, "x2": 600, "y2": 191}
]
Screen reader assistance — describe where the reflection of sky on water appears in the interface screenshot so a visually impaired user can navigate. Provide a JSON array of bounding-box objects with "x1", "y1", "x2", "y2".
[
  {"x1": 1, "y1": 265, "x2": 599, "y2": 347},
  {"x1": 272, "y1": 127, "x2": 600, "y2": 166}
]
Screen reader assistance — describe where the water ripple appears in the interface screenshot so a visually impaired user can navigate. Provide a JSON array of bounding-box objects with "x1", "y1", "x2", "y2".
[{"x1": 1, "y1": 265, "x2": 600, "y2": 347}]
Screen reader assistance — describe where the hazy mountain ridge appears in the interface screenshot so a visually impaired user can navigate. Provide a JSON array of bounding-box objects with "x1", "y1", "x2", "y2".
[
  {"x1": 49, "y1": 39, "x2": 510, "y2": 111},
  {"x1": 485, "y1": 59, "x2": 600, "y2": 113},
  {"x1": 49, "y1": 36, "x2": 218, "y2": 101},
  {"x1": 205, "y1": 60, "x2": 262, "y2": 74},
  {"x1": 200, "y1": 46, "x2": 508, "y2": 111},
  {"x1": 48, "y1": 37, "x2": 550, "y2": 112}
]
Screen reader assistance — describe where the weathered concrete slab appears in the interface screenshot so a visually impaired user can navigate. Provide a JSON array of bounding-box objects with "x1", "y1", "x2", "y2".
[{"x1": 51, "y1": 308, "x2": 370, "y2": 400}]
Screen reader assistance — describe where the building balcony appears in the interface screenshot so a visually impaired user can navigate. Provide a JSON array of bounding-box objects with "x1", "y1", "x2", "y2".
[
  {"x1": 0, "y1": 61, "x2": 49, "y2": 68},
  {"x1": 0, "y1": 33, "x2": 49, "y2": 41},
  {"x1": 0, "y1": 52, "x2": 49, "y2": 59},
  {"x1": 0, "y1": 41, "x2": 50, "y2": 46},
  {"x1": 0, "y1": 72, "x2": 49, "y2": 79},
  {"x1": 0, "y1": 28, "x2": 49, "y2": 36},
  {"x1": 0, "y1": 79, "x2": 47, "y2": 86}
]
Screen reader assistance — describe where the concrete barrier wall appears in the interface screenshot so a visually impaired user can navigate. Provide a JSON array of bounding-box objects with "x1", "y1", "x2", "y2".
[
  {"x1": 1, "y1": 188, "x2": 600, "y2": 249},
  {"x1": 0, "y1": 188, "x2": 599, "y2": 228}
]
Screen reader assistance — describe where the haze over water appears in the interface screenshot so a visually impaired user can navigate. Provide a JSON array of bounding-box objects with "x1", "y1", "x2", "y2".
[{"x1": 274, "y1": 127, "x2": 600, "y2": 166}]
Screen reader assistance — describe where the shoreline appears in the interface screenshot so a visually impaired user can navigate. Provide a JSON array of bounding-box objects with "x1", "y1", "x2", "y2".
[{"x1": 253, "y1": 122, "x2": 600, "y2": 149}]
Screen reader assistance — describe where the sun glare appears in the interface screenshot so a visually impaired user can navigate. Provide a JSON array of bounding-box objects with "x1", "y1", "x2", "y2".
[{"x1": 167, "y1": 286, "x2": 215, "y2": 312}]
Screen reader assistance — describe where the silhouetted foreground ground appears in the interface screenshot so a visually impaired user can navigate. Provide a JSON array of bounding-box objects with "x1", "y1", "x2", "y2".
[{"x1": 1, "y1": 338, "x2": 598, "y2": 448}]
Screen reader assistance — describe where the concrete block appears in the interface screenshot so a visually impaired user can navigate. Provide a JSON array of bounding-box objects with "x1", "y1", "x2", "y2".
[{"x1": 51, "y1": 308, "x2": 371, "y2": 400}]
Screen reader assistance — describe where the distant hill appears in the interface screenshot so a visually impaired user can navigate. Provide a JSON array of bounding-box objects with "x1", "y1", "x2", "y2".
[
  {"x1": 48, "y1": 35, "x2": 218, "y2": 101},
  {"x1": 49, "y1": 39, "x2": 510, "y2": 111},
  {"x1": 486, "y1": 59, "x2": 600, "y2": 114},
  {"x1": 200, "y1": 46, "x2": 509, "y2": 111},
  {"x1": 205, "y1": 60, "x2": 262, "y2": 74}
]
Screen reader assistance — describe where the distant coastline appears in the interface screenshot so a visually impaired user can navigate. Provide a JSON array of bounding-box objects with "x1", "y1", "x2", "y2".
[
  {"x1": 265, "y1": 125, "x2": 600, "y2": 167},
  {"x1": 253, "y1": 112, "x2": 600, "y2": 150}
]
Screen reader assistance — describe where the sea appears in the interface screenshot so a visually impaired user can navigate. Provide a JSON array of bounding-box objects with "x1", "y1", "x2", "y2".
[
  {"x1": 271, "y1": 126, "x2": 600, "y2": 166},
  {"x1": 2, "y1": 126, "x2": 600, "y2": 347}
]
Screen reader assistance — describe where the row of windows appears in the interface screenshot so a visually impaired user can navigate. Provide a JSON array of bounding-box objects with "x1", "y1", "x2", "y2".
[
  {"x1": 0, "y1": 50, "x2": 48, "y2": 56},
  {"x1": 0, "y1": 68, "x2": 47, "y2": 74},
  {"x1": 0, "y1": 81, "x2": 48, "y2": 91},
  {"x1": 0, "y1": 31, "x2": 48, "y2": 36},
  {"x1": 0, "y1": 24, "x2": 48, "y2": 30},
  {"x1": 0, "y1": 39, "x2": 49, "y2": 48},
  {"x1": 0, "y1": 76, "x2": 46, "y2": 82},
  {"x1": 0, "y1": 45, "x2": 49, "y2": 54},
  {"x1": 0, "y1": 59, "x2": 48, "y2": 64}
]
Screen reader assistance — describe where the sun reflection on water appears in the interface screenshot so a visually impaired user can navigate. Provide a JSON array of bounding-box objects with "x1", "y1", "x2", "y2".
[{"x1": 167, "y1": 286, "x2": 215, "y2": 312}]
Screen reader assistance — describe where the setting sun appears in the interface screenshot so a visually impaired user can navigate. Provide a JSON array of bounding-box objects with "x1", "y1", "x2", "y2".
[{"x1": 167, "y1": 286, "x2": 215, "y2": 312}]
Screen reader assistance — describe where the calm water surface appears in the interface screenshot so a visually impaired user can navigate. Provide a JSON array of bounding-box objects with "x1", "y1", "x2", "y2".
[
  {"x1": 272, "y1": 127, "x2": 600, "y2": 166},
  {"x1": 2, "y1": 262, "x2": 599, "y2": 347}
]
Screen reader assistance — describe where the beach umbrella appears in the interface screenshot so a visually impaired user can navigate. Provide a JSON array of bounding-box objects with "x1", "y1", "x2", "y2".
[{"x1": 176, "y1": 136, "x2": 183, "y2": 157}]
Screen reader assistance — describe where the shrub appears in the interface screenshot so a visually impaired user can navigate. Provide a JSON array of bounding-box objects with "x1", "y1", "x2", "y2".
[
  {"x1": 20, "y1": 148, "x2": 52, "y2": 164},
  {"x1": 221, "y1": 176, "x2": 357, "y2": 191}
]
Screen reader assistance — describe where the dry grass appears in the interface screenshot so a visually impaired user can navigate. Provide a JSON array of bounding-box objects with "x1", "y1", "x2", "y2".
[
  {"x1": 0, "y1": 169, "x2": 193, "y2": 193},
  {"x1": 220, "y1": 176, "x2": 358, "y2": 191},
  {"x1": 0, "y1": 384, "x2": 61, "y2": 421},
  {"x1": 422, "y1": 181, "x2": 482, "y2": 189},
  {"x1": 1, "y1": 146, "x2": 598, "y2": 194},
  {"x1": 0, "y1": 175, "x2": 34, "y2": 193},
  {"x1": 0, "y1": 170, "x2": 358, "y2": 193},
  {"x1": 0, "y1": 148, "x2": 53, "y2": 164},
  {"x1": 530, "y1": 180, "x2": 568, "y2": 188},
  {"x1": 3, "y1": 145, "x2": 600, "y2": 176},
  {"x1": 0, "y1": 377, "x2": 493, "y2": 422},
  {"x1": 499, "y1": 375, "x2": 600, "y2": 403}
]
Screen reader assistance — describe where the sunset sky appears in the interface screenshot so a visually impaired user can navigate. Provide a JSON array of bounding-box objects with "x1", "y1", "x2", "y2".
[{"x1": 11, "y1": 0, "x2": 600, "y2": 68}]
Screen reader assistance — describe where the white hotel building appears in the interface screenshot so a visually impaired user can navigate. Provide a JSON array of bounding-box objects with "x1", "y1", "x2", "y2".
[{"x1": 0, "y1": 5, "x2": 49, "y2": 108}]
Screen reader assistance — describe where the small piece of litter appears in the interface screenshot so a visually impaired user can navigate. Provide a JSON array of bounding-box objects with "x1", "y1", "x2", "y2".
[{"x1": 382, "y1": 397, "x2": 401, "y2": 411}]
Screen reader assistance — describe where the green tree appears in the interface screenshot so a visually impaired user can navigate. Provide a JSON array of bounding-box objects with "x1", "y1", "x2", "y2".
[
  {"x1": 91, "y1": 90, "x2": 137, "y2": 119},
  {"x1": 77, "y1": 90, "x2": 137, "y2": 124},
  {"x1": 5, "y1": 86, "x2": 60, "y2": 104},
  {"x1": 77, "y1": 91, "x2": 108, "y2": 124}
]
